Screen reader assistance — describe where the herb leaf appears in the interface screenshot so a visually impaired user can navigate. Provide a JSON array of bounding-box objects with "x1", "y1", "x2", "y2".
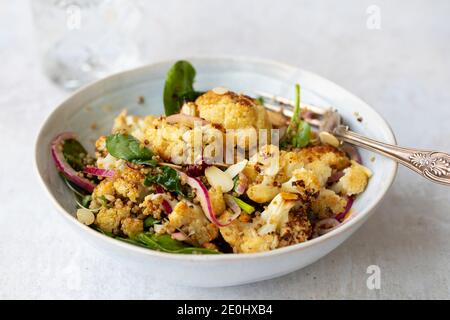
[
  {"x1": 163, "y1": 60, "x2": 198, "y2": 115},
  {"x1": 232, "y1": 196, "x2": 255, "y2": 214},
  {"x1": 281, "y1": 84, "x2": 311, "y2": 148},
  {"x1": 144, "y1": 216, "x2": 159, "y2": 228},
  {"x1": 106, "y1": 133, "x2": 156, "y2": 166},
  {"x1": 144, "y1": 166, "x2": 184, "y2": 196},
  {"x1": 135, "y1": 232, "x2": 219, "y2": 254},
  {"x1": 62, "y1": 139, "x2": 88, "y2": 171}
]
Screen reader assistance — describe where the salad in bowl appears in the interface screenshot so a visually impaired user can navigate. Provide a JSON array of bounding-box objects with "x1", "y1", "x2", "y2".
[{"x1": 50, "y1": 61, "x2": 372, "y2": 255}]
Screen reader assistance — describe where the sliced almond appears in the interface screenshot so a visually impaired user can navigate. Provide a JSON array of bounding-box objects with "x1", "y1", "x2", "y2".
[
  {"x1": 205, "y1": 166, "x2": 234, "y2": 192},
  {"x1": 319, "y1": 131, "x2": 340, "y2": 148},
  {"x1": 76, "y1": 208, "x2": 95, "y2": 225},
  {"x1": 224, "y1": 159, "x2": 248, "y2": 178},
  {"x1": 212, "y1": 87, "x2": 229, "y2": 95}
]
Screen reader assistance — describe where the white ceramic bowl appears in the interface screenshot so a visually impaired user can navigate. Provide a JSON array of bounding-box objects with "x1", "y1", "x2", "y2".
[{"x1": 35, "y1": 57, "x2": 397, "y2": 287}]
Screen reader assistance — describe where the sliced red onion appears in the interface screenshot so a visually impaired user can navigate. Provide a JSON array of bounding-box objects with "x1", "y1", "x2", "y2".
[
  {"x1": 335, "y1": 196, "x2": 354, "y2": 221},
  {"x1": 166, "y1": 114, "x2": 209, "y2": 127},
  {"x1": 51, "y1": 132, "x2": 96, "y2": 193},
  {"x1": 161, "y1": 200, "x2": 173, "y2": 214},
  {"x1": 83, "y1": 166, "x2": 116, "y2": 178},
  {"x1": 171, "y1": 232, "x2": 188, "y2": 241},
  {"x1": 315, "y1": 218, "x2": 340, "y2": 236},
  {"x1": 153, "y1": 186, "x2": 173, "y2": 213},
  {"x1": 327, "y1": 171, "x2": 345, "y2": 185},
  {"x1": 178, "y1": 171, "x2": 237, "y2": 227},
  {"x1": 223, "y1": 194, "x2": 242, "y2": 216},
  {"x1": 341, "y1": 144, "x2": 362, "y2": 164},
  {"x1": 234, "y1": 172, "x2": 248, "y2": 195}
]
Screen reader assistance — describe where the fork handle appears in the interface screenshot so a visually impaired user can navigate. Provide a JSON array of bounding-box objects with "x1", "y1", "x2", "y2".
[{"x1": 334, "y1": 125, "x2": 450, "y2": 186}]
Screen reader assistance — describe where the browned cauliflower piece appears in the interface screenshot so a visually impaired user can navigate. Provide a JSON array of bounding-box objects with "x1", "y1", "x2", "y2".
[
  {"x1": 166, "y1": 201, "x2": 219, "y2": 246},
  {"x1": 258, "y1": 192, "x2": 299, "y2": 235},
  {"x1": 332, "y1": 160, "x2": 372, "y2": 195},
  {"x1": 280, "y1": 145, "x2": 350, "y2": 178},
  {"x1": 139, "y1": 193, "x2": 176, "y2": 220},
  {"x1": 281, "y1": 168, "x2": 321, "y2": 201},
  {"x1": 278, "y1": 212, "x2": 312, "y2": 247},
  {"x1": 220, "y1": 216, "x2": 279, "y2": 253},
  {"x1": 95, "y1": 202, "x2": 132, "y2": 234},
  {"x1": 121, "y1": 217, "x2": 144, "y2": 237},
  {"x1": 311, "y1": 189, "x2": 347, "y2": 219},
  {"x1": 195, "y1": 90, "x2": 272, "y2": 130},
  {"x1": 112, "y1": 167, "x2": 146, "y2": 203},
  {"x1": 208, "y1": 186, "x2": 226, "y2": 216}
]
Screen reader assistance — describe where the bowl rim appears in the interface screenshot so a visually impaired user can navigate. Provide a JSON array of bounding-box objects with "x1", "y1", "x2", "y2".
[{"x1": 34, "y1": 56, "x2": 398, "y2": 261}]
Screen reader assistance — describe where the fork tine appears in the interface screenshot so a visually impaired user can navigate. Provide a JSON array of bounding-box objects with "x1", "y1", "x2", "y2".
[
  {"x1": 263, "y1": 102, "x2": 322, "y2": 128},
  {"x1": 255, "y1": 90, "x2": 328, "y2": 115}
]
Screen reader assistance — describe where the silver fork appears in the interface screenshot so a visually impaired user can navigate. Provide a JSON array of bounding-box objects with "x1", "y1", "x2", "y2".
[{"x1": 256, "y1": 91, "x2": 450, "y2": 186}]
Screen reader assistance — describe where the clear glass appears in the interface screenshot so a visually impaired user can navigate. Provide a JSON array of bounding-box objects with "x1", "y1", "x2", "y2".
[{"x1": 31, "y1": 0, "x2": 143, "y2": 90}]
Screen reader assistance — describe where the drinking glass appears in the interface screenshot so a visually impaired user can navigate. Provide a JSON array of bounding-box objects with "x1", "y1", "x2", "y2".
[{"x1": 31, "y1": 0, "x2": 143, "y2": 90}]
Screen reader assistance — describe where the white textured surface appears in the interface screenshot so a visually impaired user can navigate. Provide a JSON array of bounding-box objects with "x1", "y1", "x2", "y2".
[{"x1": 1, "y1": 0, "x2": 449, "y2": 299}]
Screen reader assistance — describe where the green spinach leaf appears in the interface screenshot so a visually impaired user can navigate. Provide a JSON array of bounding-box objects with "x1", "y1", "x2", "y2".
[
  {"x1": 144, "y1": 216, "x2": 159, "y2": 228},
  {"x1": 62, "y1": 139, "x2": 88, "y2": 171},
  {"x1": 106, "y1": 133, "x2": 156, "y2": 166},
  {"x1": 144, "y1": 166, "x2": 184, "y2": 196},
  {"x1": 135, "y1": 232, "x2": 219, "y2": 254},
  {"x1": 163, "y1": 60, "x2": 198, "y2": 115}
]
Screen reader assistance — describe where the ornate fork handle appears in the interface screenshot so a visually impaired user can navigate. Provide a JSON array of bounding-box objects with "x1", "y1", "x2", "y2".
[{"x1": 334, "y1": 125, "x2": 450, "y2": 186}]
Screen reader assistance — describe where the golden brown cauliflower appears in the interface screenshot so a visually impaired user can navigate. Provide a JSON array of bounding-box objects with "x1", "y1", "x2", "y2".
[
  {"x1": 195, "y1": 90, "x2": 272, "y2": 130},
  {"x1": 311, "y1": 189, "x2": 347, "y2": 219},
  {"x1": 278, "y1": 212, "x2": 312, "y2": 247},
  {"x1": 112, "y1": 167, "x2": 146, "y2": 203},
  {"x1": 121, "y1": 217, "x2": 144, "y2": 237},
  {"x1": 220, "y1": 216, "x2": 279, "y2": 253},
  {"x1": 208, "y1": 186, "x2": 226, "y2": 216},
  {"x1": 332, "y1": 160, "x2": 372, "y2": 195},
  {"x1": 166, "y1": 201, "x2": 219, "y2": 246},
  {"x1": 95, "y1": 203, "x2": 132, "y2": 234},
  {"x1": 281, "y1": 168, "x2": 321, "y2": 201}
]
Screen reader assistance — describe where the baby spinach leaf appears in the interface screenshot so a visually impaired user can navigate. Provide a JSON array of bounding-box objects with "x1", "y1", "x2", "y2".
[
  {"x1": 62, "y1": 139, "x2": 88, "y2": 171},
  {"x1": 135, "y1": 232, "x2": 219, "y2": 254},
  {"x1": 144, "y1": 216, "x2": 159, "y2": 228},
  {"x1": 81, "y1": 194, "x2": 92, "y2": 208},
  {"x1": 144, "y1": 166, "x2": 184, "y2": 196},
  {"x1": 106, "y1": 133, "x2": 157, "y2": 166},
  {"x1": 163, "y1": 60, "x2": 197, "y2": 115}
]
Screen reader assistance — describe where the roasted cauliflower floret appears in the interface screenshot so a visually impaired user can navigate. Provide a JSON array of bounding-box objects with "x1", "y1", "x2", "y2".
[
  {"x1": 220, "y1": 216, "x2": 279, "y2": 253},
  {"x1": 246, "y1": 176, "x2": 280, "y2": 204},
  {"x1": 121, "y1": 217, "x2": 144, "y2": 237},
  {"x1": 258, "y1": 192, "x2": 299, "y2": 235},
  {"x1": 305, "y1": 160, "x2": 332, "y2": 187},
  {"x1": 195, "y1": 90, "x2": 272, "y2": 130},
  {"x1": 281, "y1": 168, "x2": 321, "y2": 200},
  {"x1": 281, "y1": 145, "x2": 350, "y2": 178},
  {"x1": 332, "y1": 160, "x2": 372, "y2": 195},
  {"x1": 208, "y1": 186, "x2": 226, "y2": 216},
  {"x1": 166, "y1": 201, "x2": 219, "y2": 246},
  {"x1": 311, "y1": 189, "x2": 347, "y2": 219},
  {"x1": 245, "y1": 144, "x2": 282, "y2": 203},
  {"x1": 95, "y1": 204, "x2": 132, "y2": 234},
  {"x1": 112, "y1": 167, "x2": 146, "y2": 203},
  {"x1": 278, "y1": 212, "x2": 312, "y2": 247},
  {"x1": 139, "y1": 193, "x2": 176, "y2": 220}
]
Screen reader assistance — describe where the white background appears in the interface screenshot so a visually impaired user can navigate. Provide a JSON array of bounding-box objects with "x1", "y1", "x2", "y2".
[{"x1": 1, "y1": 0, "x2": 449, "y2": 299}]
